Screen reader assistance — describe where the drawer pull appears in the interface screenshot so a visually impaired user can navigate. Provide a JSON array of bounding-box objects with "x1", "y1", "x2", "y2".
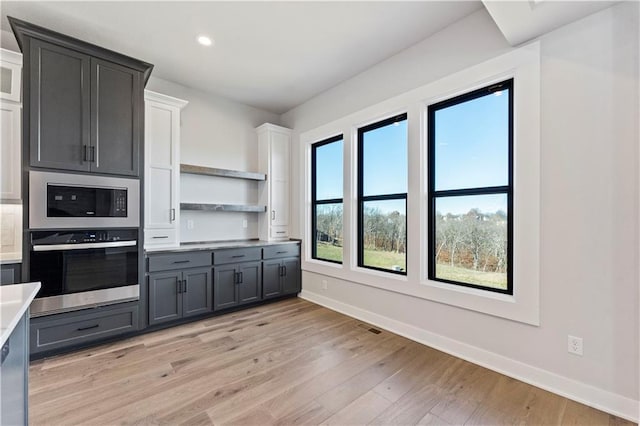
[
  {"x1": 77, "y1": 324, "x2": 100, "y2": 331},
  {"x1": 152, "y1": 236, "x2": 169, "y2": 239},
  {"x1": 173, "y1": 260, "x2": 190, "y2": 264},
  {"x1": 276, "y1": 250, "x2": 287, "y2": 254},
  {"x1": 276, "y1": 231, "x2": 285, "y2": 234},
  {"x1": 231, "y1": 255, "x2": 245, "y2": 258}
]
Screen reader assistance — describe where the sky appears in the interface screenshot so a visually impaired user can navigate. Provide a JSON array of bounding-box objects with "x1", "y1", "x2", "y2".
[{"x1": 313, "y1": 89, "x2": 509, "y2": 216}]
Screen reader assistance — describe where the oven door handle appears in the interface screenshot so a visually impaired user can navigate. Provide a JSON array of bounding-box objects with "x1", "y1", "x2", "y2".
[{"x1": 32, "y1": 241, "x2": 137, "y2": 252}]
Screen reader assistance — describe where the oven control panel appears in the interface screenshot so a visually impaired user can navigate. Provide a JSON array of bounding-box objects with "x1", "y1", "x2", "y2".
[{"x1": 31, "y1": 229, "x2": 138, "y2": 246}]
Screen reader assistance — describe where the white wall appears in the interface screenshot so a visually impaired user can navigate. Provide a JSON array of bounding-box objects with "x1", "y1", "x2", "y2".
[
  {"x1": 282, "y1": 4, "x2": 639, "y2": 420},
  {"x1": 145, "y1": 77, "x2": 280, "y2": 242}
]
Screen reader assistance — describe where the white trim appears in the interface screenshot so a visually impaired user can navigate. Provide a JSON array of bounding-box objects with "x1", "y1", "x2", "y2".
[
  {"x1": 0, "y1": 48, "x2": 22, "y2": 65},
  {"x1": 144, "y1": 90, "x2": 189, "y2": 109},
  {"x1": 299, "y1": 42, "x2": 540, "y2": 325},
  {"x1": 299, "y1": 290, "x2": 639, "y2": 423}
]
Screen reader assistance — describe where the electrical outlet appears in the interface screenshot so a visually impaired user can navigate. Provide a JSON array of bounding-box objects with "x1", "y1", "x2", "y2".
[
  {"x1": 568, "y1": 335, "x2": 583, "y2": 356},
  {"x1": 242, "y1": 219, "x2": 248, "y2": 229},
  {"x1": 187, "y1": 220, "x2": 194, "y2": 230},
  {"x1": 321, "y1": 280, "x2": 328, "y2": 290}
]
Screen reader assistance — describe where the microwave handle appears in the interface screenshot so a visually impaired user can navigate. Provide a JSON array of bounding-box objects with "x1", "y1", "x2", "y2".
[{"x1": 33, "y1": 241, "x2": 137, "y2": 252}]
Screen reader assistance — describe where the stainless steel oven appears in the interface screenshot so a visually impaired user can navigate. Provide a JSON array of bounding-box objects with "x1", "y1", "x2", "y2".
[
  {"x1": 29, "y1": 171, "x2": 140, "y2": 229},
  {"x1": 29, "y1": 229, "x2": 139, "y2": 316}
]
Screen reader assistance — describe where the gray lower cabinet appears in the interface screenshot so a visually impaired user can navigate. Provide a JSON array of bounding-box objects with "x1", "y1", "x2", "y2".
[
  {"x1": 212, "y1": 247, "x2": 263, "y2": 311},
  {"x1": 262, "y1": 257, "x2": 301, "y2": 299},
  {"x1": 262, "y1": 244, "x2": 301, "y2": 299},
  {"x1": 148, "y1": 267, "x2": 212, "y2": 325},
  {"x1": 30, "y1": 302, "x2": 138, "y2": 355},
  {"x1": 213, "y1": 261, "x2": 262, "y2": 311},
  {"x1": 1, "y1": 314, "x2": 28, "y2": 425},
  {"x1": 1, "y1": 263, "x2": 21, "y2": 285}
]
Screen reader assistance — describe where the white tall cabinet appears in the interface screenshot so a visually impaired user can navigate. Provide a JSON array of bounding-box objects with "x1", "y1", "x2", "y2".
[
  {"x1": 0, "y1": 49, "x2": 22, "y2": 264},
  {"x1": 0, "y1": 102, "x2": 21, "y2": 201},
  {"x1": 144, "y1": 91, "x2": 188, "y2": 249},
  {"x1": 257, "y1": 123, "x2": 291, "y2": 241}
]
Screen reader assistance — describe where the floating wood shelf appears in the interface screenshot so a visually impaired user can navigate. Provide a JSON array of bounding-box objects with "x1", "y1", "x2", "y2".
[
  {"x1": 180, "y1": 164, "x2": 266, "y2": 181},
  {"x1": 181, "y1": 203, "x2": 266, "y2": 213}
]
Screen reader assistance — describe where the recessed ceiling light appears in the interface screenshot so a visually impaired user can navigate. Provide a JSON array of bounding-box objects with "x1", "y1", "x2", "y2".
[{"x1": 197, "y1": 35, "x2": 213, "y2": 47}]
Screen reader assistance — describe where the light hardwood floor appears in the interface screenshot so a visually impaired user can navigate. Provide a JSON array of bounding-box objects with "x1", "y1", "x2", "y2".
[{"x1": 29, "y1": 298, "x2": 633, "y2": 425}]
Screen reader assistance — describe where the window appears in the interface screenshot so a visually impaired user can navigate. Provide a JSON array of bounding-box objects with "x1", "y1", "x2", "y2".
[
  {"x1": 357, "y1": 114, "x2": 408, "y2": 274},
  {"x1": 428, "y1": 79, "x2": 513, "y2": 294},
  {"x1": 311, "y1": 135, "x2": 344, "y2": 263}
]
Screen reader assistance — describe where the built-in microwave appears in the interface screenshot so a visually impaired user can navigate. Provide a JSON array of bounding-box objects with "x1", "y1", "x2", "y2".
[{"x1": 29, "y1": 171, "x2": 140, "y2": 229}]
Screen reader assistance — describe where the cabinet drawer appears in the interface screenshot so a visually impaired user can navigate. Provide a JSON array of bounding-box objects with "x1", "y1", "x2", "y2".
[
  {"x1": 270, "y1": 226, "x2": 289, "y2": 239},
  {"x1": 213, "y1": 247, "x2": 261, "y2": 265},
  {"x1": 31, "y1": 304, "x2": 138, "y2": 353},
  {"x1": 148, "y1": 251, "x2": 211, "y2": 272},
  {"x1": 263, "y1": 244, "x2": 300, "y2": 259},
  {"x1": 144, "y1": 229, "x2": 178, "y2": 247}
]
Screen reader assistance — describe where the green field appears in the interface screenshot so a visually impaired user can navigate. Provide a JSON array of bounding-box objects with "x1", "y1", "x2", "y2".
[
  {"x1": 316, "y1": 242, "x2": 506, "y2": 289},
  {"x1": 435, "y1": 263, "x2": 507, "y2": 290},
  {"x1": 316, "y1": 242, "x2": 406, "y2": 271},
  {"x1": 315, "y1": 242, "x2": 343, "y2": 262}
]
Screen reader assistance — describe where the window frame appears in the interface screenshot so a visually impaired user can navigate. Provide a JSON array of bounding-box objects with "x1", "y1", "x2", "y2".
[
  {"x1": 427, "y1": 79, "x2": 514, "y2": 295},
  {"x1": 311, "y1": 134, "x2": 344, "y2": 264},
  {"x1": 357, "y1": 113, "x2": 408, "y2": 275}
]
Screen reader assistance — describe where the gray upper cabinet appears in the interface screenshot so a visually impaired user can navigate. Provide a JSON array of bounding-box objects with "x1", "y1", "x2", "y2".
[
  {"x1": 11, "y1": 17, "x2": 152, "y2": 177},
  {"x1": 91, "y1": 58, "x2": 141, "y2": 176},
  {"x1": 29, "y1": 39, "x2": 91, "y2": 172}
]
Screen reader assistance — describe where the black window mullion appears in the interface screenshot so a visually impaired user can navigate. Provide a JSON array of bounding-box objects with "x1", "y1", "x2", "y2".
[
  {"x1": 315, "y1": 198, "x2": 343, "y2": 205},
  {"x1": 433, "y1": 186, "x2": 509, "y2": 198}
]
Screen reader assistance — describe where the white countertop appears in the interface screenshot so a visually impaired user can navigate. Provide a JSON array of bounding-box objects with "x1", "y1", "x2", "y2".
[{"x1": 0, "y1": 282, "x2": 40, "y2": 347}]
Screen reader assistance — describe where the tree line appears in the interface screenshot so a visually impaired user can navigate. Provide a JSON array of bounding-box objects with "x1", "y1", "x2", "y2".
[
  {"x1": 315, "y1": 205, "x2": 507, "y2": 274},
  {"x1": 435, "y1": 209, "x2": 507, "y2": 273},
  {"x1": 316, "y1": 204, "x2": 407, "y2": 254}
]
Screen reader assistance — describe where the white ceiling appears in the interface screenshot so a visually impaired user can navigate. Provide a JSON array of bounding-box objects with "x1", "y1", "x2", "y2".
[
  {"x1": 482, "y1": 0, "x2": 617, "y2": 46},
  {"x1": 0, "y1": 1, "x2": 482, "y2": 114}
]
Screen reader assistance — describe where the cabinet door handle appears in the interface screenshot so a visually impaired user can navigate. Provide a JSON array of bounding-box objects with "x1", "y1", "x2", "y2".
[
  {"x1": 271, "y1": 210, "x2": 275, "y2": 220},
  {"x1": 77, "y1": 324, "x2": 100, "y2": 331},
  {"x1": 283, "y1": 266, "x2": 287, "y2": 276},
  {"x1": 90, "y1": 146, "x2": 96, "y2": 163},
  {"x1": 152, "y1": 236, "x2": 169, "y2": 239},
  {"x1": 231, "y1": 255, "x2": 245, "y2": 259},
  {"x1": 183, "y1": 280, "x2": 188, "y2": 293},
  {"x1": 279, "y1": 265, "x2": 284, "y2": 276},
  {"x1": 170, "y1": 208, "x2": 176, "y2": 222},
  {"x1": 239, "y1": 272, "x2": 243, "y2": 283},
  {"x1": 173, "y1": 260, "x2": 190, "y2": 264},
  {"x1": 234, "y1": 272, "x2": 239, "y2": 284},
  {"x1": 83, "y1": 145, "x2": 89, "y2": 162}
]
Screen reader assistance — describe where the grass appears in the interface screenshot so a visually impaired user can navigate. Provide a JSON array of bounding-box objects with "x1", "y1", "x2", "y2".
[
  {"x1": 435, "y1": 263, "x2": 507, "y2": 290},
  {"x1": 315, "y1": 242, "x2": 406, "y2": 272},
  {"x1": 315, "y1": 242, "x2": 343, "y2": 263},
  {"x1": 316, "y1": 242, "x2": 506, "y2": 289}
]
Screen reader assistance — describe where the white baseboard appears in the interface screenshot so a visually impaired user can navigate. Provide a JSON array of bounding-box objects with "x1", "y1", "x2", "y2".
[{"x1": 299, "y1": 290, "x2": 639, "y2": 423}]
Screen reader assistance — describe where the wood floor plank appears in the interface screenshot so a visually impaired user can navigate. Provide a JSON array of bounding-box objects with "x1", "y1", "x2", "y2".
[
  {"x1": 28, "y1": 298, "x2": 634, "y2": 426},
  {"x1": 320, "y1": 390, "x2": 393, "y2": 426}
]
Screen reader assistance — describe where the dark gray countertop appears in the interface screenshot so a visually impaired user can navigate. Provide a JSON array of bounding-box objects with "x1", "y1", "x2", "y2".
[{"x1": 145, "y1": 239, "x2": 300, "y2": 254}]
